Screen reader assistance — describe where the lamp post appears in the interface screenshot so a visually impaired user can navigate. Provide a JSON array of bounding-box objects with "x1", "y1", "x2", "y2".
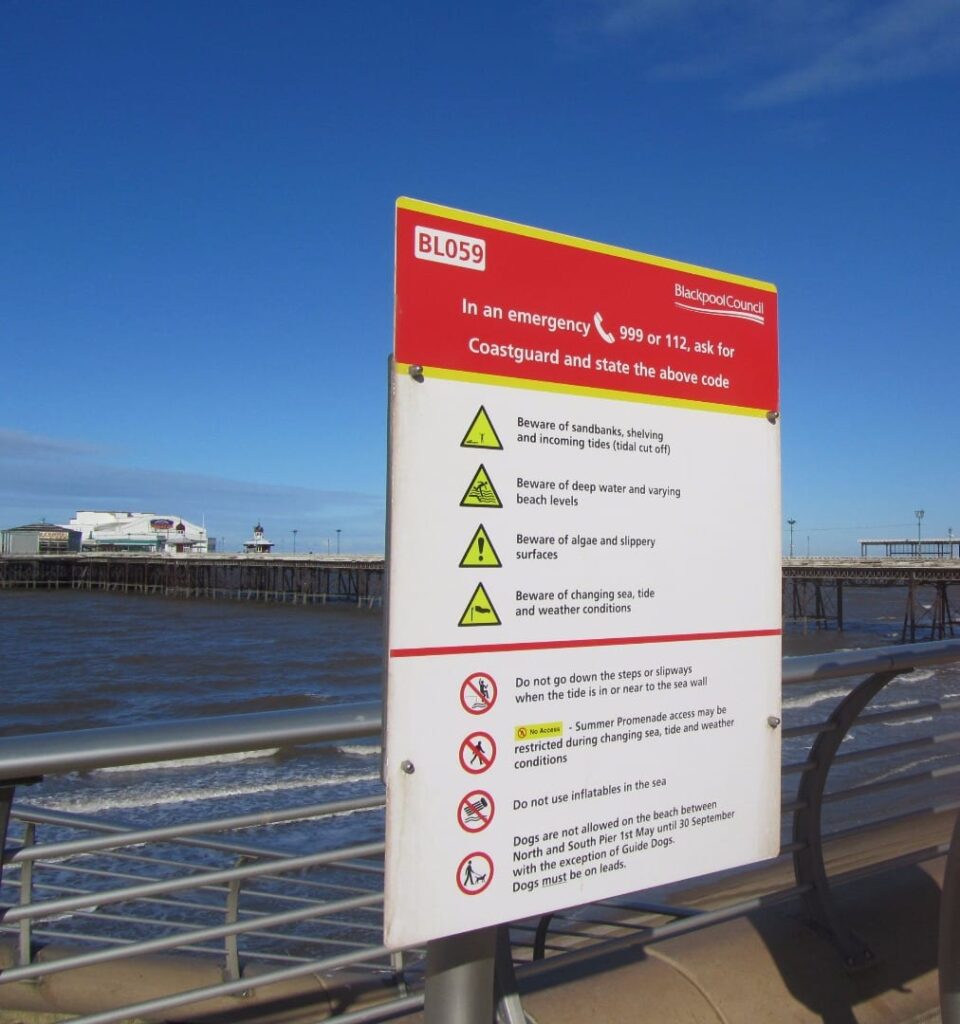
[
  {"x1": 787, "y1": 518, "x2": 796, "y2": 558},
  {"x1": 336, "y1": 529, "x2": 341, "y2": 555},
  {"x1": 292, "y1": 529, "x2": 298, "y2": 554},
  {"x1": 915, "y1": 509, "x2": 925, "y2": 557}
]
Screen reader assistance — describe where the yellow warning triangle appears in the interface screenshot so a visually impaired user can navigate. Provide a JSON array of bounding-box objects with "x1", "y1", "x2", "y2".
[
  {"x1": 460, "y1": 406, "x2": 503, "y2": 450},
  {"x1": 460, "y1": 465, "x2": 502, "y2": 509},
  {"x1": 458, "y1": 583, "x2": 501, "y2": 627},
  {"x1": 459, "y1": 525, "x2": 502, "y2": 568}
]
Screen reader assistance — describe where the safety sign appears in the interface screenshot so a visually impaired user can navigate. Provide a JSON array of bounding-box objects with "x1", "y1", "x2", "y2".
[
  {"x1": 460, "y1": 672, "x2": 497, "y2": 714},
  {"x1": 459, "y1": 731, "x2": 496, "y2": 774},
  {"x1": 458, "y1": 583, "x2": 501, "y2": 627},
  {"x1": 461, "y1": 407, "x2": 502, "y2": 450},
  {"x1": 457, "y1": 852, "x2": 494, "y2": 895},
  {"x1": 459, "y1": 525, "x2": 501, "y2": 568},
  {"x1": 384, "y1": 197, "x2": 781, "y2": 950},
  {"x1": 458, "y1": 790, "x2": 495, "y2": 833},
  {"x1": 460, "y1": 465, "x2": 502, "y2": 509}
]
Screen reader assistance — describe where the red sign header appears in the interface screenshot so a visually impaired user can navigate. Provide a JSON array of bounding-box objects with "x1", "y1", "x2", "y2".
[{"x1": 395, "y1": 198, "x2": 778, "y2": 413}]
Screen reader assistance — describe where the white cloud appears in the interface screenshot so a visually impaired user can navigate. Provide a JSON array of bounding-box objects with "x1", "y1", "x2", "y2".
[
  {"x1": 740, "y1": 0, "x2": 960, "y2": 106},
  {"x1": 572, "y1": 0, "x2": 960, "y2": 106}
]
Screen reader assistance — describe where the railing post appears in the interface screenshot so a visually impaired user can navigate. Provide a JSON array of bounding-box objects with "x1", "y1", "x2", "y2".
[
  {"x1": 224, "y1": 856, "x2": 249, "y2": 984},
  {"x1": 792, "y1": 669, "x2": 899, "y2": 968},
  {"x1": 0, "y1": 784, "x2": 14, "y2": 889},
  {"x1": 1, "y1": 778, "x2": 40, "y2": 889},
  {"x1": 494, "y1": 925, "x2": 527, "y2": 1024},
  {"x1": 939, "y1": 810, "x2": 960, "y2": 1023},
  {"x1": 18, "y1": 821, "x2": 36, "y2": 966},
  {"x1": 425, "y1": 926, "x2": 497, "y2": 1024}
]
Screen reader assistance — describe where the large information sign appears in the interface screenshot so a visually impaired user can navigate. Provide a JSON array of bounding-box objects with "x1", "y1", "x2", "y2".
[{"x1": 384, "y1": 197, "x2": 781, "y2": 948}]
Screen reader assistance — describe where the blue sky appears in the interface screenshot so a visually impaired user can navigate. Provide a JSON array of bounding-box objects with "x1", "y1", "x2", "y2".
[{"x1": 2, "y1": 0, "x2": 959, "y2": 554}]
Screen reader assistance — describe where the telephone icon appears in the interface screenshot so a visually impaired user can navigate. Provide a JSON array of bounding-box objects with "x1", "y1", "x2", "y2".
[{"x1": 593, "y1": 312, "x2": 616, "y2": 344}]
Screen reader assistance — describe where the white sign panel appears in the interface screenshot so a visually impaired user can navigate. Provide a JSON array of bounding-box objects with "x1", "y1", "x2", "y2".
[{"x1": 385, "y1": 198, "x2": 781, "y2": 948}]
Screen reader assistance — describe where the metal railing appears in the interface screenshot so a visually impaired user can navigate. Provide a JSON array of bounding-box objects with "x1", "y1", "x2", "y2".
[{"x1": 2, "y1": 639, "x2": 960, "y2": 1023}]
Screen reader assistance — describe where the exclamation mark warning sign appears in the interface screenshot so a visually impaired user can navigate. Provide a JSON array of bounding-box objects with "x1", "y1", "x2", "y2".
[{"x1": 459, "y1": 525, "x2": 501, "y2": 568}]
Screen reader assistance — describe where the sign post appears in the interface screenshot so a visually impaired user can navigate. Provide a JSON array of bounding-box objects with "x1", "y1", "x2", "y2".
[{"x1": 385, "y1": 197, "x2": 781, "y2": 950}]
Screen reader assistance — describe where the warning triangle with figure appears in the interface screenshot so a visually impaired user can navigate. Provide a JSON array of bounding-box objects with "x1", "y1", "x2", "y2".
[
  {"x1": 460, "y1": 465, "x2": 502, "y2": 509},
  {"x1": 459, "y1": 525, "x2": 502, "y2": 568},
  {"x1": 458, "y1": 583, "x2": 501, "y2": 627},
  {"x1": 460, "y1": 406, "x2": 503, "y2": 450}
]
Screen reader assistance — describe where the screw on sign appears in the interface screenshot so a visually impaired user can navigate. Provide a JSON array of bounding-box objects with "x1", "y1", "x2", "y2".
[
  {"x1": 459, "y1": 731, "x2": 496, "y2": 775},
  {"x1": 460, "y1": 672, "x2": 497, "y2": 715},
  {"x1": 458, "y1": 790, "x2": 495, "y2": 834},
  {"x1": 457, "y1": 851, "x2": 494, "y2": 896}
]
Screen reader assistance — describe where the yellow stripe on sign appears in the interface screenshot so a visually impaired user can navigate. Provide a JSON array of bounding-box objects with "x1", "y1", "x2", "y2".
[
  {"x1": 514, "y1": 722, "x2": 564, "y2": 742},
  {"x1": 395, "y1": 363, "x2": 771, "y2": 419},
  {"x1": 396, "y1": 197, "x2": 777, "y2": 294}
]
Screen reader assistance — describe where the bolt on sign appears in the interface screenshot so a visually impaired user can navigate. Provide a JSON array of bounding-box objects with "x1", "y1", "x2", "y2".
[{"x1": 384, "y1": 197, "x2": 781, "y2": 949}]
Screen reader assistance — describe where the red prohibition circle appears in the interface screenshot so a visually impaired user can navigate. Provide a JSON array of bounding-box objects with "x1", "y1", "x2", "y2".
[
  {"x1": 459, "y1": 732, "x2": 497, "y2": 775},
  {"x1": 460, "y1": 672, "x2": 497, "y2": 715},
  {"x1": 458, "y1": 790, "x2": 495, "y2": 833},
  {"x1": 456, "y1": 851, "x2": 494, "y2": 895}
]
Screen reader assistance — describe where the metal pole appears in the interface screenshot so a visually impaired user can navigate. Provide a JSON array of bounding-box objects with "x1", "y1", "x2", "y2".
[
  {"x1": 941, "y1": 811, "x2": 960, "y2": 1023},
  {"x1": 0, "y1": 785, "x2": 14, "y2": 885},
  {"x1": 424, "y1": 927, "x2": 497, "y2": 1024}
]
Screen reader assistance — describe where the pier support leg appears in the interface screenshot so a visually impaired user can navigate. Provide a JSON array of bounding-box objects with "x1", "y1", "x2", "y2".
[
  {"x1": 425, "y1": 927, "x2": 497, "y2": 1024},
  {"x1": 903, "y1": 580, "x2": 917, "y2": 643}
]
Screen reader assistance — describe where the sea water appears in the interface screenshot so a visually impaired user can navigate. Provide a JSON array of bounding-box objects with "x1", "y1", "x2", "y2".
[
  {"x1": 2, "y1": 587, "x2": 959, "y2": 839},
  {"x1": 0, "y1": 591, "x2": 386, "y2": 849}
]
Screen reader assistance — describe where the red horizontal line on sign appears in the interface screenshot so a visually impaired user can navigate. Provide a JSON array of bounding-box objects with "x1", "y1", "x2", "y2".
[{"x1": 390, "y1": 628, "x2": 781, "y2": 659}]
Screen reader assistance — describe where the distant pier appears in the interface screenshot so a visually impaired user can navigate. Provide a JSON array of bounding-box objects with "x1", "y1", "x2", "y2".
[
  {"x1": 0, "y1": 553, "x2": 385, "y2": 607},
  {"x1": 4, "y1": 554, "x2": 958, "y2": 636},
  {"x1": 784, "y1": 557, "x2": 960, "y2": 640}
]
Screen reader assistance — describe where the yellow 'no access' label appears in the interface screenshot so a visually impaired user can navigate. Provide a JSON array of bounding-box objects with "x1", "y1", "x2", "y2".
[{"x1": 514, "y1": 722, "x2": 564, "y2": 742}]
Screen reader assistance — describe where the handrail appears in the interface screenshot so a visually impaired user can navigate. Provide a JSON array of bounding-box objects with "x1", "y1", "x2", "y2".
[
  {"x1": 4, "y1": 638, "x2": 960, "y2": 1024},
  {"x1": 4, "y1": 642, "x2": 960, "y2": 782},
  {"x1": 782, "y1": 638, "x2": 960, "y2": 685},
  {"x1": 0, "y1": 701, "x2": 382, "y2": 779}
]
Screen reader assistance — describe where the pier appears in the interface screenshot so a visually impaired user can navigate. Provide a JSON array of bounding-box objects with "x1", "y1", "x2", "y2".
[
  {"x1": 0, "y1": 552, "x2": 385, "y2": 606},
  {"x1": 3, "y1": 555, "x2": 959, "y2": 641},
  {"x1": 784, "y1": 557, "x2": 960, "y2": 641}
]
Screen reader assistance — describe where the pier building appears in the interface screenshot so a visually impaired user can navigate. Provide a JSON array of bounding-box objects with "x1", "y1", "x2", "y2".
[
  {"x1": 242, "y1": 521, "x2": 274, "y2": 553},
  {"x1": 67, "y1": 510, "x2": 209, "y2": 553},
  {"x1": 0, "y1": 522, "x2": 81, "y2": 555}
]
